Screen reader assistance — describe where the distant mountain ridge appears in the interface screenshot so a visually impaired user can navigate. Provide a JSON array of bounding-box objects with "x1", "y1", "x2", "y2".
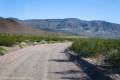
[
  {"x1": 0, "y1": 17, "x2": 120, "y2": 38},
  {"x1": 24, "y1": 18, "x2": 120, "y2": 38},
  {"x1": 0, "y1": 17, "x2": 64, "y2": 36}
]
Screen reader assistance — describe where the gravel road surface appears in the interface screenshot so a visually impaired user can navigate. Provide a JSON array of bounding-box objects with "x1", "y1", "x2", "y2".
[{"x1": 0, "y1": 42, "x2": 90, "y2": 80}]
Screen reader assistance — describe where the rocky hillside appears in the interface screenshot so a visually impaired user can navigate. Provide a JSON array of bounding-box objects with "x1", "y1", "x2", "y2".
[
  {"x1": 0, "y1": 17, "x2": 64, "y2": 36},
  {"x1": 24, "y1": 18, "x2": 120, "y2": 38}
]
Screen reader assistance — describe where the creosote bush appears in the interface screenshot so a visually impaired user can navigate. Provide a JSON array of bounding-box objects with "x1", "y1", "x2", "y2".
[
  {"x1": 0, "y1": 33, "x2": 73, "y2": 47},
  {"x1": 70, "y1": 38, "x2": 120, "y2": 67},
  {"x1": 0, "y1": 47, "x2": 7, "y2": 55},
  {"x1": 105, "y1": 49, "x2": 120, "y2": 67}
]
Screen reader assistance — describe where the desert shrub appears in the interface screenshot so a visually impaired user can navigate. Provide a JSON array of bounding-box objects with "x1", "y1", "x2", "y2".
[
  {"x1": 70, "y1": 38, "x2": 120, "y2": 57},
  {"x1": 105, "y1": 49, "x2": 120, "y2": 67},
  {"x1": 70, "y1": 38, "x2": 120, "y2": 67},
  {"x1": 0, "y1": 46, "x2": 7, "y2": 55},
  {"x1": 19, "y1": 42, "x2": 27, "y2": 48},
  {"x1": 39, "y1": 40, "x2": 47, "y2": 44},
  {"x1": 0, "y1": 33, "x2": 73, "y2": 46},
  {"x1": 0, "y1": 35, "x2": 16, "y2": 46},
  {"x1": 70, "y1": 39, "x2": 101, "y2": 57},
  {"x1": 32, "y1": 42, "x2": 38, "y2": 45}
]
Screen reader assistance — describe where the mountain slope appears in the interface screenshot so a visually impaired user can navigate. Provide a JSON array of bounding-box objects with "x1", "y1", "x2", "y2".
[
  {"x1": 24, "y1": 18, "x2": 120, "y2": 38},
  {"x1": 0, "y1": 17, "x2": 64, "y2": 36}
]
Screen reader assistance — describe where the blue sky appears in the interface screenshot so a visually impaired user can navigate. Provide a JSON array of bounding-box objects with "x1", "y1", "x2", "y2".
[{"x1": 0, "y1": 0, "x2": 120, "y2": 23}]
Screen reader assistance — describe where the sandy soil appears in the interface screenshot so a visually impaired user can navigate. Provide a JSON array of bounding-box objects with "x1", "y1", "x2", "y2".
[{"x1": 0, "y1": 42, "x2": 90, "y2": 80}]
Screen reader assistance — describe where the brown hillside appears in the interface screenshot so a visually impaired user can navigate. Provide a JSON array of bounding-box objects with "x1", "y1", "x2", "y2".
[{"x1": 0, "y1": 18, "x2": 63, "y2": 36}]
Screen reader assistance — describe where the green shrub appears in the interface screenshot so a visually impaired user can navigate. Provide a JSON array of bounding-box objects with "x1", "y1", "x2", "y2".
[
  {"x1": 105, "y1": 49, "x2": 120, "y2": 67},
  {"x1": 71, "y1": 39, "x2": 120, "y2": 56},
  {"x1": 0, "y1": 33, "x2": 75, "y2": 47},
  {"x1": 0, "y1": 47, "x2": 7, "y2": 55},
  {"x1": 70, "y1": 38, "x2": 120, "y2": 67},
  {"x1": 39, "y1": 40, "x2": 48, "y2": 44},
  {"x1": 0, "y1": 35, "x2": 16, "y2": 46},
  {"x1": 19, "y1": 42, "x2": 27, "y2": 48}
]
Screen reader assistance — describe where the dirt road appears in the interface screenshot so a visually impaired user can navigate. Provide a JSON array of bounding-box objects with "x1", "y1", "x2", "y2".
[{"x1": 0, "y1": 42, "x2": 90, "y2": 80}]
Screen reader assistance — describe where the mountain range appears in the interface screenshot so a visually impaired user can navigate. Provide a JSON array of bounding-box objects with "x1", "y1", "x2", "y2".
[
  {"x1": 0, "y1": 17, "x2": 64, "y2": 36},
  {"x1": 24, "y1": 18, "x2": 120, "y2": 38},
  {"x1": 0, "y1": 17, "x2": 120, "y2": 38}
]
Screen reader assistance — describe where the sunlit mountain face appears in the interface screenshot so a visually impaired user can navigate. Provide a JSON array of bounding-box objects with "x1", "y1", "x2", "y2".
[{"x1": 24, "y1": 18, "x2": 120, "y2": 39}]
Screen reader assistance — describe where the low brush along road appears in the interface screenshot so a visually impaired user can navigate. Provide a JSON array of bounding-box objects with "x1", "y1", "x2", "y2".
[{"x1": 0, "y1": 42, "x2": 90, "y2": 80}]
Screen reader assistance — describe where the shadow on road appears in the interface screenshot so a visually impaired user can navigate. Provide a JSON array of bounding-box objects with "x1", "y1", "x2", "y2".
[
  {"x1": 48, "y1": 52, "x2": 91, "y2": 80},
  {"x1": 49, "y1": 59, "x2": 71, "y2": 62},
  {"x1": 63, "y1": 49, "x2": 113, "y2": 80},
  {"x1": 61, "y1": 77, "x2": 88, "y2": 80},
  {"x1": 50, "y1": 70, "x2": 83, "y2": 75},
  {"x1": 48, "y1": 49, "x2": 113, "y2": 80}
]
